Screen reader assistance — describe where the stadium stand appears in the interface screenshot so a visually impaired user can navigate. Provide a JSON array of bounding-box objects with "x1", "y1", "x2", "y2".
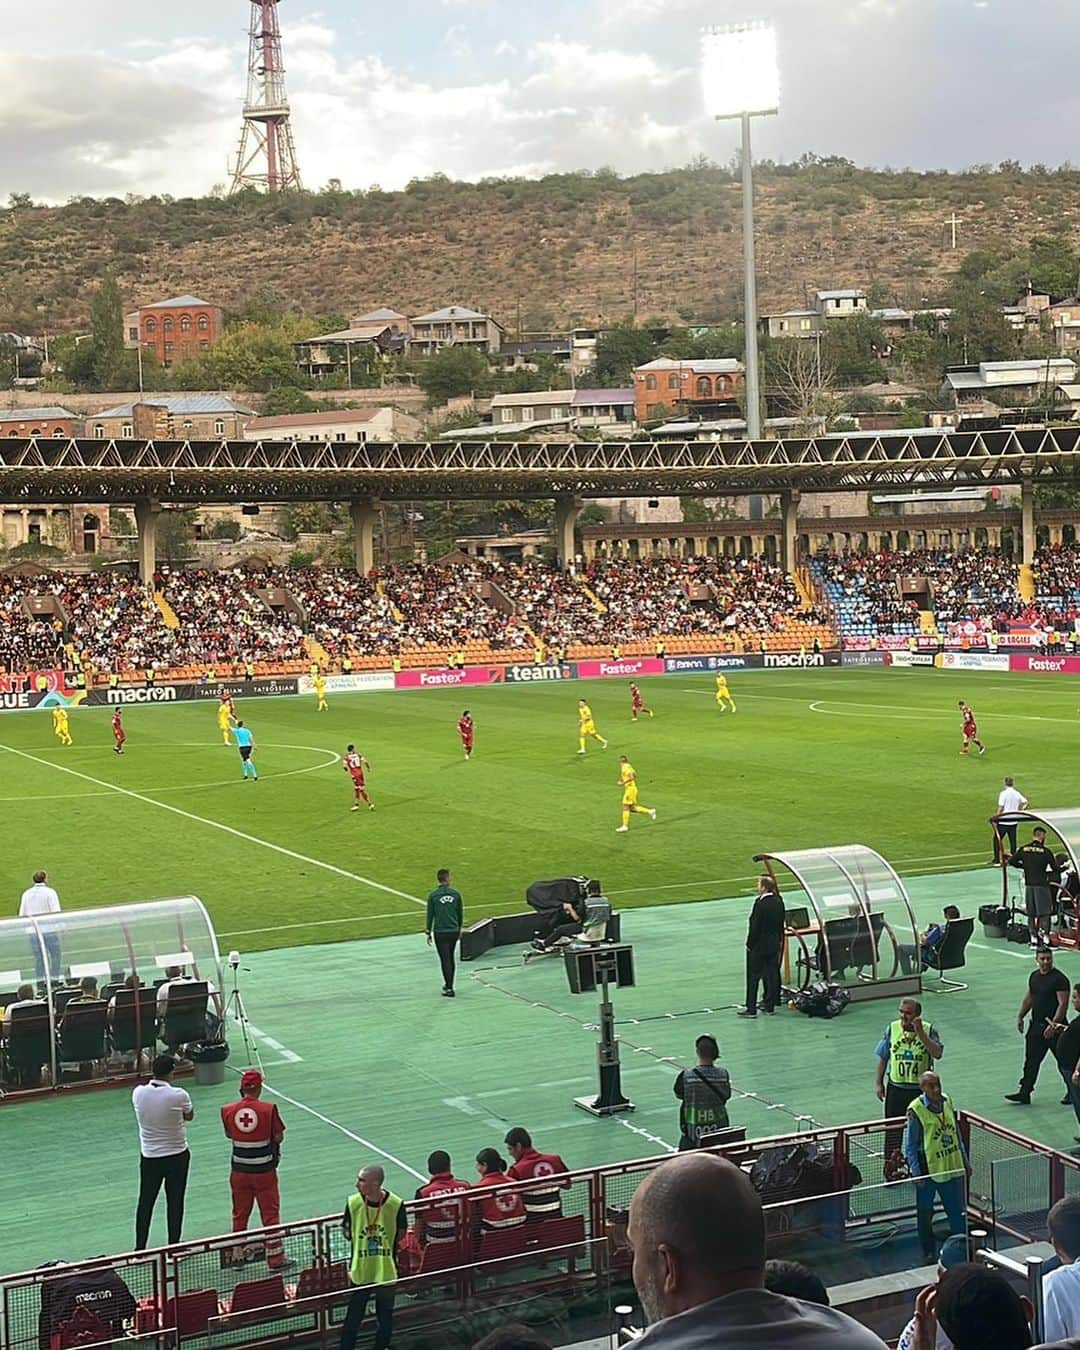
[{"x1": 6, "y1": 548, "x2": 1080, "y2": 681}]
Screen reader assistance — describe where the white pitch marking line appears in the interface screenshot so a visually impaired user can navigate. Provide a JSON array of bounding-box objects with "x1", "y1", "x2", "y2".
[
  {"x1": 969, "y1": 941, "x2": 1034, "y2": 960},
  {"x1": 0, "y1": 742, "x2": 426, "y2": 908},
  {"x1": 257, "y1": 1082, "x2": 426, "y2": 1180},
  {"x1": 237, "y1": 1017, "x2": 303, "y2": 1063},
  {"x1": 0, "y1": 742, "x2": 341, "y2": 802}
]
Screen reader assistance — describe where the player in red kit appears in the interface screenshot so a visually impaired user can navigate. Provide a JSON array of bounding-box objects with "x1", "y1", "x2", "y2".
[
  {"x1": 343, "y1": 744, "x2": 374, "y2": 811},
  {"x1": 629, "y1": 682, "x2": 654, "y2": 721},
  {"x1": 220, "y1": 1069, "x2": 286, "y2": 1269},
  {"x1": 112, "y1": 709, "x2": 126, "y2": 755},
  {"x1": 458, "y1": 710, "x2": 474, "y2": 759},
  {"x1": 958, "y1": 699, "x2": 986, "y2": 756}
]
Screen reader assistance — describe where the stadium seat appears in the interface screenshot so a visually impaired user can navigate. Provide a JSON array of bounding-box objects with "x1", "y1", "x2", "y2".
[
  {"x1": 164, "y1": 1288, "x2": 220, "y2": 1336},
  {"x1": 3, "y1": 1002, "x2": 52, "y2": 1086},
  {"x1": 226, "y1": 1274, "x2": 287, "y2": 1316},
  {"x1": 110, "y1": 987, "x2": 160, "y2": 1058},
  {"x1": 57, "y1": 999, "x2": 109, "y2": 1068},
  {"x1": 160, "y1": 983, "x2": 210, "y2": 1048}
]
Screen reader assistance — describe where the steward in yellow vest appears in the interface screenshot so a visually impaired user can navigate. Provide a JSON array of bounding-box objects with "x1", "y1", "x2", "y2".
[
  {"x1": 340, "y1": 1168, "x2": 405, "y2": 1350},
  {"x1": 904, "y1": 1071, "x2": 968, "y2": 1264}
]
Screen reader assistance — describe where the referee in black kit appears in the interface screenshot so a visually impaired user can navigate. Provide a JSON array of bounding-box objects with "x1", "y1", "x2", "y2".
[{"x1": 426, "y1": 868, "x2": 463, "y2": 997}]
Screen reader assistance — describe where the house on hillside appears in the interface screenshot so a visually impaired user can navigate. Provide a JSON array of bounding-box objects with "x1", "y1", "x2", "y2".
[
  {"x1": 942, "y1": 357, "x2": 1077, "y2": 409},
  {"x1": 0, "y1": 406, "x2": 83, "y2": 438},
  {"x1": 243, "y1": 407, "x2": 418, "y2": 442},
  {"x1": 88, "y1": 395, "x2": 253, "y2": 439},
  {"x1": 352, "y1": 307, "x2": 412, "y2": 338},
  {"x1": 633, "y1": 358, "x2": 744, "y2": 423},
  {"x1": 293, "y1": 322, "x2": 405, "y2": 380},
  {"x1": 130, "y1": 295, "x2": 224, "y2": 368},
  {"x1": 410, "y1": 306, "x2": 504, "y2": 356},
  {"x1": 1049, "y1": 298, "x2": 1080, "y2": 353}
]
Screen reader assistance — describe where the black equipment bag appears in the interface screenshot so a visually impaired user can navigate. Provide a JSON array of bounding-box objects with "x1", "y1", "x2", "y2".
[
  {"x1": 1006, "y1": 921, "x2": 1031, "y2": 944},
  {"x1": 790, "y1": 981, "x2": 850, "y2": 1019},
  {"x1": 978, "y1": 903, "x2": 1009, "y2": 927},
  {"x1": 526, "y1": 877, "x2": 590, "y2": 912},
  {"x1": 750, "y1": 1143, "x2": 862, "y2": 1204}
]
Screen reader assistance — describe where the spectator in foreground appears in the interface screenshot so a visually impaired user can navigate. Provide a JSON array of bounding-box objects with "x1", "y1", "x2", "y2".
[
  {"x1": 897, "y1": 1234, "x2": 969, "y2": 1350},
  {"x1": 763, "y1": 1260, "x2": 830, "y2": 1306},
  {"x1": 1043, "y1": 1195, "x2": 1080, "y2": 1342},
  {"x1": 909, "y1": 1263, "x2": 1032, "y2": 1350},
  {"x1": 626, "y1": 1152, "x2": 886, "y2": 1346}
]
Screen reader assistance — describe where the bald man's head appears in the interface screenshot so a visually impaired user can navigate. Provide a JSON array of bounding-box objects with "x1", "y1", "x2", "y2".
[{"x1": 628, "y1": 1154, "x2": 765, "y2": 1324}]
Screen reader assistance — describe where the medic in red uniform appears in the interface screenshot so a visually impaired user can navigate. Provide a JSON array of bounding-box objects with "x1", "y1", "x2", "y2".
[
  {"x1": 504, "y1": 1127, "x2": 570, "y2": 1219},
  {"x1": 413, "y1": 1151, "x2": 471, "y2": 1247},
  {"x1": 220, "y1": 1069, "x2": 286, "y2": 1268}
]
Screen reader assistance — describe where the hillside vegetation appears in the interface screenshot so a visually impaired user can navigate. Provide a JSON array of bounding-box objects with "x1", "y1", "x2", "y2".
[{"x1": 4, "y1": 158, "x2": 1080, "y2": 334}]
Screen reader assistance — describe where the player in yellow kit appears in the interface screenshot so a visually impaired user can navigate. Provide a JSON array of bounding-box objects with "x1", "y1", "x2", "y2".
[
  {"x1": 314, "y1": 673, "x2": 328, "y2": 711},
  {"x1": 715, "y1": 673, "x2": 736, "y2": 712},
  {"x1": 52, "y1": 706, "x2": 73, "y2": 745},
  {"x1": 615, "y1": 755, "x2": 655, "y2": 832},
  {"x1": 577, "y1": 698, "x2": 608, "y2": 754},
  {"x1": 217, "y1": 696, "x2": 235, "y2": 745}
]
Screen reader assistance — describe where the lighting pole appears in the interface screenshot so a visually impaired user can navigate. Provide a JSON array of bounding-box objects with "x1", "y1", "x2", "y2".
[{"x1": 701, "y1": 22, "x2": 780, "y2": 443}]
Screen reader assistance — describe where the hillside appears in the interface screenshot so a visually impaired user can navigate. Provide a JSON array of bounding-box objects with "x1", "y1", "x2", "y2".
[{"x1": 3, "y1": 160, "x2": 1080, "y2": 333}]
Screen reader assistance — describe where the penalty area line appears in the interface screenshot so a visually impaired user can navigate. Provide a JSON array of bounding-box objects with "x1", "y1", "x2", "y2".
[{"x1": 0, "y1": 742, "x2": 425, "y2": 908}]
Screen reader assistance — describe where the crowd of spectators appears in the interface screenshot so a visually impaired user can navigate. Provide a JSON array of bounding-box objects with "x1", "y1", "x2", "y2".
[
  {"x1": 3, "y1": 546, "x2": 1075, "y2": 675},
  {"x1": 815, "y1": 549, "x2": 1029, "y2": 639}
]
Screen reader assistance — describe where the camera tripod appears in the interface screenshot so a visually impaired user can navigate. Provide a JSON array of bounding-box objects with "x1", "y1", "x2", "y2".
[{"x1": 224, "y1": 960, "x2": 263, "y2": 1073}]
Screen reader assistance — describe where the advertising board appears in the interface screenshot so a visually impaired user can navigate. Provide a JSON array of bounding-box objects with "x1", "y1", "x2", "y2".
[
  {"x1": 576, "y1": 658, "x2": 667, "y2": 679},
  {"x1": 940, "y1": 652, "x2": 1011, "y2": 673},
  {"x1": 886, "y1": 651, "x2": 936, "y2": 668},
  {"x1": 504, "y1": 663, "x2": 577, "y2": 683},
  {"x1": 394, "y1": 666, "x2": 506, "y2": 689},
  {"x1": 761, "y1": 651, "x2": 842, "y2": 670},
  {"x1": 842, "y1": 652, "x2": 888, "y2": 668},
  {"x1": 663, "y1": 654, "x2": 753, "y2": 673},
  {"x1": 297, "y1": 672, "x2": 395, "y2": 695},
  {"x1": 1008, "y1": 654, "x2": 1080, "y2": 676}
]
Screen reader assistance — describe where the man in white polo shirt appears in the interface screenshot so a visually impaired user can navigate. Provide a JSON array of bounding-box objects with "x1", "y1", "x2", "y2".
[
  {"x1": 18, "y1": 869, "x2": 62, "y2": 986},
  {"x1": 993, "y1": 777, "x2": 1029, "y2": 864},
  {"x1": 132, "y1": 1054, "x2": 195, "y2": 1249}
]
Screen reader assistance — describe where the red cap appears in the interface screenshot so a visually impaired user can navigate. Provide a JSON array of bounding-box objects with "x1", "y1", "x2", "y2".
[{"x1": 240, "y1": 1069, "x2": 263, "y2": 1091}]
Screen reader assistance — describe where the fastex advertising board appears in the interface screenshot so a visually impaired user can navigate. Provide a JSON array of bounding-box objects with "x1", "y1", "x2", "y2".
[
  {"x1": 576, "y1": 657, "x2": 667, "y2": 679},
  {"x1": 394, "y1": 666, "x2": 506, "y2": 689},
  {"x1": 1008, "y1": 654, "x2": 1080, "y2": 676}
]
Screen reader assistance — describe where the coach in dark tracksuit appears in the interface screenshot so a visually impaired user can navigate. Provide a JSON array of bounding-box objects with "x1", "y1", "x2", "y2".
[
  {"x1": 740, "y1": 876, "x2": 786, "y2": 1017},
  {"x1": 426, "y1": 868, "x2": 463, "y2": 999}
]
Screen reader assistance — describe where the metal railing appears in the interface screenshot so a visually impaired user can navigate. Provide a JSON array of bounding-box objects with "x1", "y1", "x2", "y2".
[{"x1": 3, "y1": 1112, "x2": 1072, "y2": 1350}]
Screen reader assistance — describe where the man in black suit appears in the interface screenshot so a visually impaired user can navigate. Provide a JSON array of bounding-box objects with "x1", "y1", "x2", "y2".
[{"x1": 739, "y1": 876, "x2": 786, "y2": 1018}]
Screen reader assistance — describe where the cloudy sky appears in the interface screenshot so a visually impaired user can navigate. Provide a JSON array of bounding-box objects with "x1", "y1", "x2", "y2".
[{"x1": 0, "y1": 0, "x2": 1075, "y2": 202}]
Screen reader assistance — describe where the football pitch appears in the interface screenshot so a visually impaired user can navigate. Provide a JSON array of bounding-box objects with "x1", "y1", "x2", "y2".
[
  {"x1": 1, "y1": 667, "x2": 1074, "y2": 950},
  {"x1": 3, "y1": 665, "x2": 1080, "y2": 1274}
]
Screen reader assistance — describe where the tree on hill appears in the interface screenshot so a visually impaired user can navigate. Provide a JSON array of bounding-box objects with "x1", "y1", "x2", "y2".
[
  {"x1": 595, "y1": 323, "x2": 658, "y2": 386},
  {"x1": 90, "y1": 273, "x2": 124, "y2": 389},
  {"x1": 416, "y1": 346, "x2": 492, "y2": 405}
]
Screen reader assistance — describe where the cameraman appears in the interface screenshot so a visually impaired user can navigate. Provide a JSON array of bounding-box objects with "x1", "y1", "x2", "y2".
[{"x1": 533, "y1": 881, "x2": 597, "y2": 951}]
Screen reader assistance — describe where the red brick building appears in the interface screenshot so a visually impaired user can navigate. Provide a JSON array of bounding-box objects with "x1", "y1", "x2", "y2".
[
  {"x1": 133, "y1": 294, "x2": 224, "y2": 368},
  {"x1": 633, "y1": 358, "x2": 744, "y2": 423},
  {"x1": 0, "y1": 406, "x2": 84, "y2": 438}
]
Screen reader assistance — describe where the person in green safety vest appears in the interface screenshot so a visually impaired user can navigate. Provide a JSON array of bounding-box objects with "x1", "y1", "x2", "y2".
[
  {"x1": 339, "y1": 1164, "x2": 406, "y2": 1350},
  {"x1": 342, "y1": 656, "x2": 353, "y2": 675},
  {"x1": 903, "y1": 1070, "x2": 969, "y2": 1264}
]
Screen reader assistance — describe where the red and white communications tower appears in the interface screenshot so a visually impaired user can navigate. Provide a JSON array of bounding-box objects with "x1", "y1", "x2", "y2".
[{"x1": 230, "y1": 0, "x2": 303, "y2": 193}]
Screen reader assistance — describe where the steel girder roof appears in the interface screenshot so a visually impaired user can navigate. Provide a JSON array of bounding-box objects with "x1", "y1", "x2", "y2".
[{"x1": 0, "y1": 428, "x2": 1077, "y2": 502}]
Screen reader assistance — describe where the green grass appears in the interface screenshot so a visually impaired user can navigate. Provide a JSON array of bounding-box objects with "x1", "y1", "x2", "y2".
[{"x1": 0, "y1": 667, "x2": 1073, "y2": 953}]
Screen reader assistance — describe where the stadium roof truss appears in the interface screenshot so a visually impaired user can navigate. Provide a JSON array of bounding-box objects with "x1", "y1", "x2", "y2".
[{"x1": 0, "y1": 426, "x2": 1078, "y2": 502}]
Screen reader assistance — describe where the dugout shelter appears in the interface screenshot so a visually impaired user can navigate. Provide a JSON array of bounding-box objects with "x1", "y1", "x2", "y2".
[
  {"x1": 992, "y1": 808, "x2": 1080, "y2": 946},
  {"x1": 753, "y1": 845, "x2": 921, "y2": 1003},
  {"x1": 0, "y1": 895, "x2": 224, "y2": 1099}
]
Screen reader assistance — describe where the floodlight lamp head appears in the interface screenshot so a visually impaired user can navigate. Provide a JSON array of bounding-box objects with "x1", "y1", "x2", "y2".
[{"x1": 701, "y1": 21, "x2": 780, "y2": 120}]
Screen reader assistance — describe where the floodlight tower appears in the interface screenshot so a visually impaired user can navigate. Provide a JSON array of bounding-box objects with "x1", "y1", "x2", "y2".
[
  {"x1": 231, "y1": 0, "x2": 303, "y2": 193},
  {"x1": 701, "y1": 22, "x2": 780, "y2": 441}
]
